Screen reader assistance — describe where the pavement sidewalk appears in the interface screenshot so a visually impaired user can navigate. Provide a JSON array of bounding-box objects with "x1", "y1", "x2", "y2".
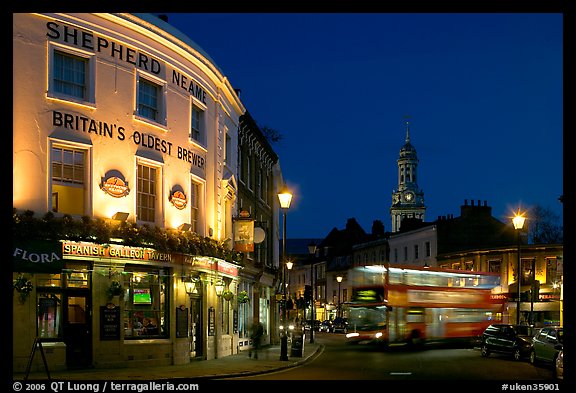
[{"x1": 13, "y1": 342, "x2": 323, "y2": 381}]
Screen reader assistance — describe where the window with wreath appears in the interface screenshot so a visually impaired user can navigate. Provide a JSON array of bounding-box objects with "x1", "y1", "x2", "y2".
[{"x1": 123, "y1": 267, "x2": 168, "y2": 338}]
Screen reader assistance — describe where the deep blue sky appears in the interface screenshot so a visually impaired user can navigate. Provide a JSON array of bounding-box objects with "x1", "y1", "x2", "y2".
[{"x1": 162, "y1": 12, "x2": 563, "y2": 239}]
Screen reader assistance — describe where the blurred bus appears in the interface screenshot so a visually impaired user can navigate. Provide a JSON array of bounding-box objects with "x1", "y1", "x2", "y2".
[{"x1": 344, "y1": 265, "x2": 504, "y2": 347}]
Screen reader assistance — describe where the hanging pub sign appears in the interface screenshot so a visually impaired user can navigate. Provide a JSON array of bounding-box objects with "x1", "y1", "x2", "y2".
[
  {"x1": 233, "y1": 211, "x2": 254, "y2": 252},
  {"x1": 169, "y1": 190, "x2": 187, "y2": 209},
  {"x1": 100, "y1": 175, "x2": 130, "y2": 197}
]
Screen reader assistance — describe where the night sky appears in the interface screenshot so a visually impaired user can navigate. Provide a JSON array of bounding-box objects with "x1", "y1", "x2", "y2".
[{"x1": 160, "y1": 11, "x2": 564, "y2": 239}]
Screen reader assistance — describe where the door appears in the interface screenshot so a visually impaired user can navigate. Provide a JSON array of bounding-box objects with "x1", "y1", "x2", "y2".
[
  {"x1": 63, "y1": 293, "x2": 92, "y2": 368},
  {"x1": 190, "y1": 297, "x2": 203, "y2": 359}
]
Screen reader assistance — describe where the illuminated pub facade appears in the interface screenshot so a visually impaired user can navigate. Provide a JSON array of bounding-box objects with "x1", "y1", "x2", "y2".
[{"x1": 13, "y1": 13, "x2": 278, "y2": 372}]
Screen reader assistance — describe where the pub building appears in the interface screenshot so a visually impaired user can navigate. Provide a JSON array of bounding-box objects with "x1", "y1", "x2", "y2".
[{"x1": 13, "y1": 13, "x2": 282, "y2": 372}]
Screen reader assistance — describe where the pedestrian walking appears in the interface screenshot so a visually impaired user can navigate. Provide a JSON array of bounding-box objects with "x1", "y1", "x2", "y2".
[{"x1": 248, "y1": 319, "x2": 264, "y2": 359}]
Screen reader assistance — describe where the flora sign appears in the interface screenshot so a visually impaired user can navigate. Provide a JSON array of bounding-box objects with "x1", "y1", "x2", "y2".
[{"x1": 13, "y1": 240, "x2": 63, "y2": 273}]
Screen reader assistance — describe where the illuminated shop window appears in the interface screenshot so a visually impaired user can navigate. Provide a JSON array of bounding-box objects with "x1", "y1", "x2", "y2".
[
  {"x1": 51, "y1": 145, "x2": 86, "y2": 215},
  {"x1": 123, "y1": 268, "x2": 168, "y2": 339},
  {"x1": 191, "y1": 104, "x2": 204, "y2": 143},
  {"x1": 488, "y1": 260, "x2": 501, "y2": 273},
  {"x1": 137, "y1": 163, "x2": 157, "y2": 223},
  {"x1": 37, "y1": 293, "x2": 62, "y2": 339},
  {"x1": 35, "y1": 263, "x2": 90, "y2": 340},
  {"x1": 52, "y1": 50, "x2": 88, "y2": 101}
]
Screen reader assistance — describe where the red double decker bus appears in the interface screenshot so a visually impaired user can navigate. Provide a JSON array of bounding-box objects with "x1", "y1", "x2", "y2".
[{"x1": 344, "y1": 265, "x2": 504, "y2": 347}]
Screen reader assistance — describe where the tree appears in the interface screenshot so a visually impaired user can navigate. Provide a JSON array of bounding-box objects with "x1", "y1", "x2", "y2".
[
  {"x1": 527, "y1": 205, "x2": 563, "y2": 244},
  {"x1": 260, "y1": 125, "x2": 283, "y2": 144}
]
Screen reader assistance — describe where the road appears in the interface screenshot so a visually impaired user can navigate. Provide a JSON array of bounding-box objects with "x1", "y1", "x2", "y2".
[{"x1": 227, "y1": 332, "x2": 557, "y2": 381}]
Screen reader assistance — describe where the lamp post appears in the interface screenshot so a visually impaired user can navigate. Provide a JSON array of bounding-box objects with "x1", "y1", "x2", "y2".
[
  {"x1": 278, "y1": 184, "x2": 292, "y2": 361},
  {"x1": 308, "y1": 240, "x2": 317, "y2": 344},
  {"x1": 513, "y1": 211, "x2": 526, "y2": 325},
  {"x1": 336, "y1": 275, "x2": 343, "y2": 318},
  {"x1": 286, "y1": 260, "x2": 293, "y2": 320}
]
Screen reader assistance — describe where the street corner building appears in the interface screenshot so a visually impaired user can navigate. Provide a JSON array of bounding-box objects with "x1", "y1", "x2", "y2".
[{"x1": 13, "y1": 13, "x2": 282, "y2": 373}]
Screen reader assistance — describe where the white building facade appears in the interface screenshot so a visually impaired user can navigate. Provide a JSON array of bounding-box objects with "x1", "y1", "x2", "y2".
[{"x1": 12, "y1": 13, "x2": 258, "y2": 372}]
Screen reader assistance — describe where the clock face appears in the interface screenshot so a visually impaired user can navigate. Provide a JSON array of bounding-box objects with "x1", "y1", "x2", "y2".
[{"x1": 405, "y1": 192, "x2": 413, "y2": 201}]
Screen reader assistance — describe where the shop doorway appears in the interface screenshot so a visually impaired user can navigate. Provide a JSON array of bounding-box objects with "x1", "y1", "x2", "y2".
[
  {"x1": 190, "y1": 297, "x2": 203, "y2": 359},
  {"x1": 63, "y1": 293, "x2": 92, "y2": 368}
]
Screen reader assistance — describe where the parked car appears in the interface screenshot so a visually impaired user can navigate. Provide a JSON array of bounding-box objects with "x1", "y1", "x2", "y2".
[
  {"x1": 480, "y1": 324, "x2": 534, "y2": 361},
  {"x1": 319, "y1": 319, "x2": 333, "y2": 332},
  {"x1": 332, "y1": 317, "x2": 348, "y2": 333},
  {"x1": 303, "y1": 320, "x2": 320, "y2": 331},
  {"x1": 529, "y1": 326, "x2": 563, "y2": 366},
  {"x1": 555, "y1": 348, "x2": 563, "y2": 379}
]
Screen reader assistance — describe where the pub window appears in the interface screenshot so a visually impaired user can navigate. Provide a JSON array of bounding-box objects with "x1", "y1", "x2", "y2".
[
  {"x1": 50, "y1": 48, "x2": 93, "y2": 103},
  {"x1": 546, "y1": 258, "x2": 559, "y2": 285},
  {"x1": 37, "y1": 292, "x2": 63, "y2": 340},
  {"x1": 191, "y1": 104, "x2": 205, "y2": 144},
  {"x1": 425, "y1": 241, "x2": 431, "y2": 257},
  {"x1": 137, "y1": 163, "x2": 158, "y2": 223},
  {"x1": 221, "y1": 296, "x2": 231, "y2": 335},
  {"x1": 247, "y1": 153, "x2": 253, "y2": 190},
  {"x1": 488, "y1": 260, "x2": 501, "y2": 273},
  {"x1": 225, "y1": 130, "x2": 232, "y2": 165},
  {"x1": 51, "y1": 145, "x2": 86, "y2": 215},
  {"x1": 123, "y1": 267, "x2": 168, "y2": 339},
  {"x1": 239, "y1": 148, "x2": 245, "y2": 184},
  {"x1": 414, "y1": 245, "x2": 419, "y2": 260},
  {"x1": 137, "y1": 76, "x2": 165, "y2": 125},
  {"x1": 262, "y1": 172, "x2": 269, "y2": 205},
  {"x1": 190, "y1": 179, "x2": 205, "y2": 234},
  {"x1": 257, "y1": 169, "x2": 263, "y2": 200}
]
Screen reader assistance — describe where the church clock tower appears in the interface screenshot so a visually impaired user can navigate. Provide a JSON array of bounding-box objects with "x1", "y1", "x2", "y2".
[{"x1": 390, "y1": 121, "x2": 426, "y2": 232}]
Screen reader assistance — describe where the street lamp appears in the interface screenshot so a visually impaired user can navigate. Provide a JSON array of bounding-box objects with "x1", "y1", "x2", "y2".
[
  {"x1": 278, "y1": 184, "x2": 292, "y2": 361},
  {"x1": 308, "y1": 240, "x2": 317, "y2": 344},
  {"x1": 513, "y1": 211, "x2": 526, "y2": 325},
  {"x1": 336, "y1": 275, "x2": 343, "y2": 318},
  {"x1": 286, "y1": 260, "x2": 293, "y2": 319}
]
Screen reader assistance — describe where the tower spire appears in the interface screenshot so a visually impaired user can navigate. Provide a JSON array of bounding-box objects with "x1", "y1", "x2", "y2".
[
  {"x1": 405, "y1": 121, "x2": 411, "y2": 143},
  {"x1": 404, "y1": 115, "x2": 411, "y2": 143}
]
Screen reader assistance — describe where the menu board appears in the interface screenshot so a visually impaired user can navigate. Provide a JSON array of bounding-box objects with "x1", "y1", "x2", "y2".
[
  {"x1": 100, "y1": 305, "x2": 120, "y2": 340},
  {"x1": 208, "y1": 306, "x2": 215, "y2": 336},
  {"x1": 176, "y1": 307, "x2": 188, "y2": 338}
]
